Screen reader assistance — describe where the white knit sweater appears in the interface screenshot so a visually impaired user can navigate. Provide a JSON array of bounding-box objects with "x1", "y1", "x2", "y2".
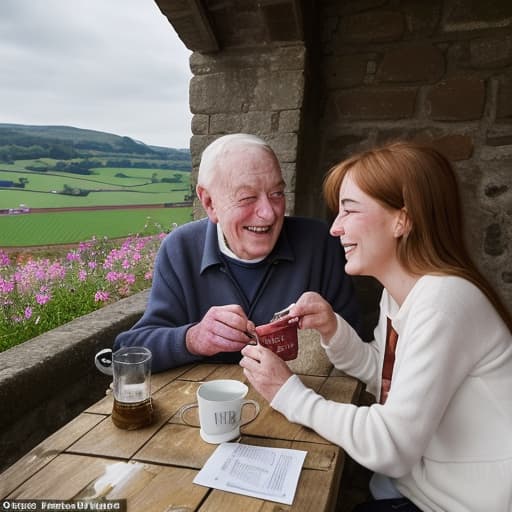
[{"x1": 271, "y1": 275, "x2": 512, "y2": 511}]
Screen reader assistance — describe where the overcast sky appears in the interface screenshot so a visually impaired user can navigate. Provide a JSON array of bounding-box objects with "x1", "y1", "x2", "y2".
[{"x1": 0, "y1": 0, "x2": 193, "y2": 148}]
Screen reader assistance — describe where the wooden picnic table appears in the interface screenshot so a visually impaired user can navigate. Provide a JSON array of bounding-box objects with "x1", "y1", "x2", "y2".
[{"x1": 0, "y1": 363, "x2": 362, "y2": 511}]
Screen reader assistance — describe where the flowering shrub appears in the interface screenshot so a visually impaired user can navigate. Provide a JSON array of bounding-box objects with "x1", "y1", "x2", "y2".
[{"x1": 0, "y1": 232, "x2": 167, "y2": 352}]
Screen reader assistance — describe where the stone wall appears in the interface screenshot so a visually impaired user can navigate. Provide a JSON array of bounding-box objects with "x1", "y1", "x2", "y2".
[
  {"x1": 304, "y1": 0, "x2": 512, "y2": 313},
  {"x1": 183, "y1": 0, "x2": 512, "y2": 317},
  {"x1": 0, "y1": 291, "x2": 148, "y2": 472}
]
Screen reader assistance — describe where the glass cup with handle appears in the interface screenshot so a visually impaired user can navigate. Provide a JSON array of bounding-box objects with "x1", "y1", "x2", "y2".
[{"x1": 95, "y1": 346, "x2": 153, "y2": 430}]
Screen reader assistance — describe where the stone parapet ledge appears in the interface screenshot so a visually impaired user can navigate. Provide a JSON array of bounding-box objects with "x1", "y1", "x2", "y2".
[{"x1": 0, "y1": 289, "x2": 149, "y2": 473}]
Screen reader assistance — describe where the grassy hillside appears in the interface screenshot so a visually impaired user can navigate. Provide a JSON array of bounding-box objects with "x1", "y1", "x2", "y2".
[
  {"x1": 0, "y1": 123, "x2": 191, "y2": 167},
  {"x1": 0, "y1": 123, "x2": 128, "y2": 145}
]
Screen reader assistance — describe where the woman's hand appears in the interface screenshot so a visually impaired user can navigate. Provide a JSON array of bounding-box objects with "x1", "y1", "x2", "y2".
[
  {"x1": 289, "y1": 292, "x2": 338, "y2": 342},
  {"x1": 240, "y1": 344, "x2": 293, "y2": 403}
]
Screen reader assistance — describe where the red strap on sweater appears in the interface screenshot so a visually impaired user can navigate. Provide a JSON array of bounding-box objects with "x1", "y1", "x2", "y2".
[{"x1": 380, "y1": 317, "x2": 398, "y2": 404}]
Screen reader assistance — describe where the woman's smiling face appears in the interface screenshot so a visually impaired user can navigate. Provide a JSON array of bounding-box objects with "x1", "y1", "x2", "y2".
[{"x1": 329, "y1": 171, "x2": 401, "y2": 280}]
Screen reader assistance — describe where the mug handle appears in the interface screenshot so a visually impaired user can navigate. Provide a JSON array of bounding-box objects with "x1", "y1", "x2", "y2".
[
  {"x1": 95, "y1": 348, "x2": 113, "y2": 376},
  {"x1": 178, "y1": 402, "x2": 200, "y2": 427},
  {"x1": 240, "y1": 399, "x2": 260, "y2": 426}
]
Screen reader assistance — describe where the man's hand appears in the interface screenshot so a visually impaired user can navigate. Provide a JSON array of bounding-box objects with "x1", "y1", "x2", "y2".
[{"x1": 186, "y1": 304, "x2": 254, "y2": 356}]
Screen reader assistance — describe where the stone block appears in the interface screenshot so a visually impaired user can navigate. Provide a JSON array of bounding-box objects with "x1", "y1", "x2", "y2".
[
  {"x1": 470, "y1": 34, "x2": 512, "y2": 69},
  {"x1": 340, "y1": 10, "x2": 405, "y2": 43},
  {"x1": 486, "y1": 128, "x2": 512, "y2": 146},
  {"x1": 190, "y1": 74, "x2": 235, "y2": 114},
  {"x1": 281, "y1": 162, "x2": 297, "y2": 189},
  {"x1": 325, "y1": 134, "x2": 368, "y2": 163},
  {"x1": 254, "y1": 70, "x2": 305, "y2": 110},
  {"x1": 261, "y1": 2, "x2": 304, "y2": 42},
  {"x1": 333, "y1": 87, "x2": 417, "y2": 119},
  {"x1": 190, "y1": 134, "x2": 214, "y2": 166},
  {"x1": 285, "y1": 192, "x2": 295, "y2": 215},
  {"x1": 497, "y1": 74, "x2": 512, "y2": 119},
  {"x1": 209, "y1": 113, "x2": 243, "y2": 134},
  {"x1": 190, "y1": 46, "x2": 304, "y2": 75},
  {"x1": 335, "y1": 0, "x2": 388, "y2": 16},
  {"x1": 480, "y1": 146, "x2": 512, "y2": 161},
  {"x1": 279, "y1": 110, "x2": 301, "y2": 132},
  {"x1": 377, "y1": 45, "x2": 445, "y2": 83},
  {"x1": 242, "y1": 111, "x2": 274, "y2": 133},
  {"x1": 191, "y1": 66, "x2": 305, "y2": 115},
  {"x1": 402, "y1": 0, "x2": 442, "y2": 36},
  {"x1": 503, "y1": 271, "x2": 512, "y2": 283},
  {"x1": 266, "y1": 132, "x2": 298, "y2": 163},
  {"x1": 208, "y1": 111, "x2": 273, "y2": 136},
  {"x1": 413, "y1": 133, "x2": 474, "y2": 161},
  {"x1": 323, "y1": 54, "x2": 370, "y2": 89},
  {"x1": 191, "y1": 70, "x2": 272, "y2": 114},
  {"x1": 190, "y1": 51, "x2": 227, "y2": 75},
  {"x1": 485, "y1": 132, "x2": 512, "y2": 146},
  {"x1": 426, "y1": 78, "x2": 485, "y2": 120},
  {"x1": 191, "y1": 114, "x2": 209, "y2": 135},
  {"x1": 443, "y1": 0, "x2": 512, "y2": 32},
  {"x1": 484, "y1": 223, "x2": 506, "y2": 256},
  {"x1": 269, "y1": 46, "x2": 306, "y2": 71}
]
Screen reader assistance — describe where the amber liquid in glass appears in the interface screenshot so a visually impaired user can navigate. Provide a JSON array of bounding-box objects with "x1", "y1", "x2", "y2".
[{"x1": 112, "y1": 398, "x2": 153, "y2": 430}]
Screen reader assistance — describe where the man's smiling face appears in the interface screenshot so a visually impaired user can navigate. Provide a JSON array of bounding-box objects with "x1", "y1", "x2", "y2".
[{"x1": 201, "y1": 145, "x2": 286, "y2": 260}]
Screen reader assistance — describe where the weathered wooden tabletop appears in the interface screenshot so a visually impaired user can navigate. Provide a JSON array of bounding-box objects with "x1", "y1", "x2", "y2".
[{"x1": 0, "y1": 363, "x2": 361, "y2": 511}]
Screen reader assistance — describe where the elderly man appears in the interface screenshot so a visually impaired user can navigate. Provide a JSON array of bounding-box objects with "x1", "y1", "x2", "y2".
[{"x1": 114, "y1": 134, "x2": 359, "y2": 372}]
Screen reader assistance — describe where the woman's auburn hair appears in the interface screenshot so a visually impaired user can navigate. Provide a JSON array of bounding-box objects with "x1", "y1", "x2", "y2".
[{"x1": 323, "y1": 140, "x2": 512, "y2": 333}]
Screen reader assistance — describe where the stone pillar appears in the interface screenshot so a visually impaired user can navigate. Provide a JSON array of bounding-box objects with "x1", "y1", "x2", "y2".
[{"x1": 188, "y1": 45, "x2": 306, "y2": 216}]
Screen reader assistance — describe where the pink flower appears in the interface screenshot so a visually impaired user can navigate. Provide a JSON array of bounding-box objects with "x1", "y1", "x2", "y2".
[
  {"x1": 106, "y1": 271, "x2": 119, "y2": 282},
  {"x1": 66, "y1": 251, "x2": 81, "y2": 262},
  {"x1": 123, "y1": 273, "x2": 136, "y2": 285},
  {"x1": 36, "y1": 293, "x2": 51, "y2": 305},
  {"x1": 78, "y1": 270, "x2": 87, "y2": 281},
  {"x1": 0, "y1": 250, "x2": 11, "y2": 267},
  {"x1": 0, "y1": 278, "x2": 14, "y2": 293},
  {"x1": 94, "y1": 290, "x2": 110, "y2": 302},
  {"x1": 24, "y1": 306, "x2": 32, "y2": 319},
  {"x1": 144, "y1": 271, "x2": 152, "y2": 280}
]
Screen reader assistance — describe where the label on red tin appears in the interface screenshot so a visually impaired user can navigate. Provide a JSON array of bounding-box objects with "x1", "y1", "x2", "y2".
[{"x1": 255, "y1": 317, "x2": 298, "y2": 361}]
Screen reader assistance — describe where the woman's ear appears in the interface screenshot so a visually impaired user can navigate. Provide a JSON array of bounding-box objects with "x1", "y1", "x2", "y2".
[
  {"x1": 393, "y1": 208, "x2": 412, "y2": 238},
  {"x1": 196, "y1": 185, "x2": 219, "y2": 223}
]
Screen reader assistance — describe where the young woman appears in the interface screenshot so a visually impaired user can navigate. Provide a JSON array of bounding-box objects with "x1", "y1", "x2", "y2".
[{"x1": 240, "y1": 141, "x2": 512, "y2": 511}]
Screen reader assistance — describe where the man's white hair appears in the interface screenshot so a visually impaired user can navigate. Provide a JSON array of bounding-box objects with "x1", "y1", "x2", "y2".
[{"x1": 197, "y1": 133, "x2": 277, "y2": 188}]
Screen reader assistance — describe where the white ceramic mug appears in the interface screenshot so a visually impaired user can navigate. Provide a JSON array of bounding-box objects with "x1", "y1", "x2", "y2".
[{"x1": 179, "y1": 379, "x2": 260, "y2": 443}]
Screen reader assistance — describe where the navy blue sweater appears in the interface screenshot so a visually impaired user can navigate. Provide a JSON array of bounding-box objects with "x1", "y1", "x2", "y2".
[{"x1": 114, "y1": 217, "x2": 359, "y2": 372}]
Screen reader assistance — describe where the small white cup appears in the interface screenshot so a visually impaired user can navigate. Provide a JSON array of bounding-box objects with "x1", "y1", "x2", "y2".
[{"x1": 179, "y1": 380, "x2": 259, "y2": 444}]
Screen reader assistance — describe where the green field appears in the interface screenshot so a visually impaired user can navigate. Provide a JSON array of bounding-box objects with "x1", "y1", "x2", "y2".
[
  {"x1": 0, "y1": 207, "x2": 192, "y2": 246},
  {"x1": 0, "y1": 163, "x2": 194, "y2": 246},
  {"x1": 0, "y1": 166, "x2": 190, "y2": 207}
]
